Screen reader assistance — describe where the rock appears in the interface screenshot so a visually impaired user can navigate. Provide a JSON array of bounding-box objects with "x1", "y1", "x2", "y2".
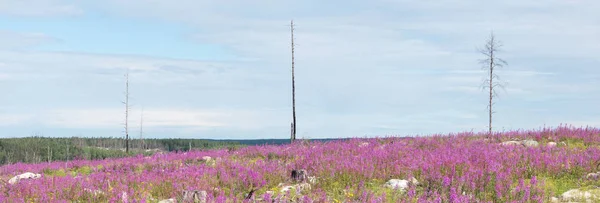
[
  {"x1": 560, "y1": 187, "x2": 600, "y2": 202},
  {"x1": 550, "y1": 197, "x2": 560, "y2": 203},
  {"x1": 281, "y1": 183, "x2": 311, "y2": 194},
  {"x1": 547, "y1": 142, "x2": 558, "y2": 147},
  {"x1": 501, "y1": 141, "x2": 522, "y2": 146},
  {"x1": 201, "y1": 156, "x2": 212, "y2": 162},
  {"x1": 384, "y1": 177, "x2": 419, "y2": 191},
  {"x1": 8, "y1": 172, "x2": 42, "y2": 184},
  {"x1": 521, "y1": 139, "x2": 539, "y2": 147},
  {"x1": 122, "y1": 192, "x2": 129, "y2": 203},
  {"x1": 307, "y1": 176, "x2": 318, "y2": 184},
  {"x1": 158, "y1": 198, "x2": 176, "y2": 203},
  {"x1": 83, "y1": 188, "x2": 105, "y2": 196},
  {"x1": 500, "y1": 140, "x2": 539, "y2": 147},
  {"x1": 182, "y1": 190, "x2": 207, "y2": 203},
  {"x1": 291, "y1": 169, "x2": 308, "y2": 183},
  {"x1": 586, "y1": 172, "x2": 600, "y2": 180}
]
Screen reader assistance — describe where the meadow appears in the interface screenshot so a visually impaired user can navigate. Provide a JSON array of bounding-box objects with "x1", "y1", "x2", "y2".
[{"x1": 1, "y1": 125, "x2": 600, "y2": 202}]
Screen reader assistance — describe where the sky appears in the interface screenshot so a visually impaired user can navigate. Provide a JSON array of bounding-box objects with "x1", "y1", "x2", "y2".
[{"x1": 0, "y1": 0, "x2": 599, "y2": 139}]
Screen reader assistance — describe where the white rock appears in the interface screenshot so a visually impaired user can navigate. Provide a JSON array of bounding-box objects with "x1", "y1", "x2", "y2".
[
  {"x1": 280, "y1": 183, "x2": 311, "y2": 194},
  {"x1": 501, "y1": 141, "x2": 522, "y2": 146},
  {"x1": 8, "y1": 172, "x2": 42, "y2": 184},
  {"x1": 182, "y1": 190, "x2": 207, "y2": 203},
  {"x1": 384, "y1": 177, "x2": 419, "y2": 191},
  {"x1": 308, "y1": 176, "x2": 318, "y2": 184},
  {"x1": 158, "y1": 198, "x2": 176, "y2": 203},
  {"x1": 122, "y1": 192, "x2": 129, "y2": 203},
  {"x1": 500, "y1": 140, "x2": 539, "y2": 147},
  {"x1": 521, "y1": 139, "x2": 539, "y2": 147},
  {"x1": 201, "y1": 156, "x2": 212, "y2": 162},
  {"x1": 550, "y1": 197, "x2": 560, "y2": 203},
  {"x1": 547, "y1": 142, "x2": 558, "y2": 147},
  {"x1": 560, "y1": 188, "x2": 600, "y2": 202},
  {"x1": 586, "y1": 172, "x2": 600, "y2": 180},
  {"x1": 84, "y1": 188, "x2": 105, "y2": 196}
]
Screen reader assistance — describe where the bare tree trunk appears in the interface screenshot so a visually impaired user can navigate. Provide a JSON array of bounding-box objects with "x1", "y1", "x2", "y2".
[
  {"x1": 479, "y1": 32, "x2": 507, "y2": 139},
  {"x1": 124, "y1": 69, "x2": 130, "y2": 153},
  {"x1": 140, "y1": 108, "x2": 144, "y2": 149},
  {"x1": 290, "y1": 20, "x2": 297, "y2": 143}
]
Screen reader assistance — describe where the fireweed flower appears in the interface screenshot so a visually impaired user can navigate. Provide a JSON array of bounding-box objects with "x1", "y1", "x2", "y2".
[{"x1": 0, "y1": 125, "x2": 598, "y2": 202}]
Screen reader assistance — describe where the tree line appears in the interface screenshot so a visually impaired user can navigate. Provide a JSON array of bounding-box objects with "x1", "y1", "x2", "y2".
[{"x1": 0, "y1": 136, "x2": 242, "y2": 165}]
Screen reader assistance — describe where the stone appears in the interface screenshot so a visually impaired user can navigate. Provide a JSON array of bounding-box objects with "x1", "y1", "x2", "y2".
[
  {"x1": 547, "y1": 142, "x2": 558, "y2": 147},
  {"x1": 122, "y1": 192, "x2": 129, "y2": 203},
  {"x1": 182, "y1": 190, "x2": 207, "y2": 203},
  {"x1": 521, "y1": 139, "x2": 539, "y2": 147},
  {"x1": 501, "y1": 141, "x2": 522, "y2": 146},
  {"x1": 84, "y1": 188, "x2": 105, "y2": 196},
  {"x1": 560, "y1": 187, "x2": 600, "y2": 202},
  {"x1": 280, "y1": 183, "x2": 311, "y2": 194},
  {"x1": 201, "y1": 156, "x2": 212, "y2": 162},
  {"x1": 307, "y1": 176, "x2": 318, "y2": 184},
  {"x1": 384, "y1": 177, "x2": 419, "y2": 191},
  {"x1": 158, "y1": 198, "x2": 176, "y2": 203},
  {"x1": 500, "y1": 140, "x2": 539, "y2": 147},
  {"x1": 585, "y1": 172, "x2": 600, "y2": 180},
  {"x1": 8, "y1": 172, "x2": 42, "y2": 184}
]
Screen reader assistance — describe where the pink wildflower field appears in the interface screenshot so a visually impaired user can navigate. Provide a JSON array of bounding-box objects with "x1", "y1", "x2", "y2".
[{"x1": 1, "y1": 125, "x2": 600, "y2": 203}]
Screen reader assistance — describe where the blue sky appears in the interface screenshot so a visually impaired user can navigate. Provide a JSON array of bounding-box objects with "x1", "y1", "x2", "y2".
[{"x1": 0, "y1": 0, "x2": 599, "y2": 139}]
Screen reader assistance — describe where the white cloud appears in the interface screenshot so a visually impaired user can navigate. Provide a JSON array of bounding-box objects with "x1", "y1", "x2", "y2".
[
  {"x1": 0, "y1": 113, "x2": 33, "y2": 126},
  {"x1": 0, "y1": 0, "x2": 83, "y2": 17},
  {"x1": 1, "y1": 0, "x2": 599, "y2": 138},
  {"x1": 31, "y1": 107, "x2": 285, "y2": 131},
  {"x1": 0, "y1": 30, "x2": 60, "y2": 50}
]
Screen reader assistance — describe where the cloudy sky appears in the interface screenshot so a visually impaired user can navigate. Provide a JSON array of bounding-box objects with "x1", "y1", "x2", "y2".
[{"x1": 0, "y1": 0, "x2": 598, "y2": 139}]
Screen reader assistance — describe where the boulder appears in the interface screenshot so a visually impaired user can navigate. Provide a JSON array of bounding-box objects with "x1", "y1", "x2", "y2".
[
  {"x1": 521, "y1": 139, "x2": 539, "y2": 147},
  {"x1": 307, "y1": 176, "x2": 318, "y2": 184},
  {"x1": 281, "y1": 182, "x2": 311, "y2": 194},
  {"x1": 182, "y1": 190, "x2": 207, "y2": 203},
  {"x1": 559, "y1": 187, "x2": 600, "y2": 202},
  {"x1": 8, "y1": 172, "x2": 42, "y2": 184},
  {"x1": 500, "y1": 140, "x2": 539, "y2": 147},
  {"x1": 384, "y1": 177, "x2": 419, "y2": 191},
  {"x1": 501, "y1": 141, "x2": 522, "y2": 146},
  {"x1": 83, "y1": 188, "x2": 105, "y2": 196},
  {"x1": 585, "y1": 172, "x2": 600, "y2": 180},
  {"x1": 547, "y1": 142, "x2": 558, "y2": 147},
  {"x1": 122, "y1": 192, "x2": 129, "y2": 203},
  {"x1": 158, "y1": 198, "x2": 176, "y2": 203}
]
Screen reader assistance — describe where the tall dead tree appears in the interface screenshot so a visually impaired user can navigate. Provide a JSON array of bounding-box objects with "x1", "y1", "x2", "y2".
[
  {"x1": 290, "y1": 20, "x2": 297, "y2": 142},
  {"x1": 123, "y1": 69, "x2": 130, "y2": 153},
  {"x1": 479, "y1": 32, "x2": 507, "y2": 137},
  {"x1": 139, "y1": 107, "x2": 144, "y2": 149}
]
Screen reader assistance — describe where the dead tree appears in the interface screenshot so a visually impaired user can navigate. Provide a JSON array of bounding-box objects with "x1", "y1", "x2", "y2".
[
  {"x1": 479, "y1": 32, "x2": 507, "y2": 137},
  {"x1": 290, "y1": 20, "x2": 297, "y2": 143},
  {"x1": 139, "y1": 107, "x2": 144, "y2": 149},
  {"x1": 123, "y1": 69, "x2": 130, "y2": 153}
]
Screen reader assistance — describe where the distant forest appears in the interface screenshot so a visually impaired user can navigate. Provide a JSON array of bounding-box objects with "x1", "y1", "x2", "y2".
[
  {"x1": 0, "y1": 137, "x2": 245, "y2": 165},
  {"x1": 0, "y1": 137, "x2": 343, "y2": 165}
]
